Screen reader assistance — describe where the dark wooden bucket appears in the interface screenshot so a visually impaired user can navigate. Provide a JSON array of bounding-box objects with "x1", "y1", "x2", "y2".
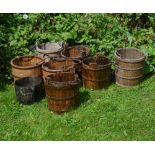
[
  {"x1": 61, "y1": 45, "x2": 90, "y2": 80},
  {"x1": 11, "y1": 56, "x2": 44, "y2": 81},
  {"x1": 115, "y1": 48, "x2": 145, "y2": 87},
  {"x1": 42, "y1": 58, "x2": 75, "y2": 79},
  {"x1": 82, "y1": 54, "x2": 112, "y2": 90},
  {"x1": 15, "y1": 77, "x2": 45, "y2": 104},
  {"x1": 61, "y1": 45, "x2": 90, "y2": 60},
  {"x1": 44, "y1": 72, "x2": 80, "y2": 113}
]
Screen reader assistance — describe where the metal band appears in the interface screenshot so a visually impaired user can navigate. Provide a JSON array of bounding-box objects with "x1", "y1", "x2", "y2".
[
  {"x1": 115, "y1": 73, "x2": 143, "y2": 80},
  {"x1": 116, "y1": 82, "x2": 140, "y2": 88},
  {"x1": 115, "y1": 48, "x2": 146, "y2": 63},
  {"x1": 11, "y1": 56, "x2": 44, "y2": 69},
  {"x1": 12, "y1": 74, "x2": 42, "y2": 79},
  {"x1": 115, "y1": 64, "x2": 144, "y2": 71},
  {"x1": 46, "y1": 94, "x2": 76, "y2": 101},
  {"x1": 82, "y1": 75, "x2": 109, "y2": 82}
]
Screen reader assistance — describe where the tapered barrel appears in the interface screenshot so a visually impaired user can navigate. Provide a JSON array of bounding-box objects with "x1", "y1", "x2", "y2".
[
  {"x1": 61, "y1": 45, "x2": 90, "y2": 80},
  {"x1": 44, "y1": 72, "x2": 80, "y2": 113},
  {"x1": 115, "y1": 48, "x2": 145, "y2": 87},
  {"x1": 11, "y1": 56, "x2": 44, "y2": 81},
  {"x1": 82, "y1": 54, "x2": 111, "y2": 90},
  {"x1": 42, "y1": 58, "x2": 75, "y2": 79}
]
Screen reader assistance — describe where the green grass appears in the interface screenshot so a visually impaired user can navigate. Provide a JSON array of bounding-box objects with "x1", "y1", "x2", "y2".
[{"x1": 1, "y1": 75, "x2": 155, "y2": 140}]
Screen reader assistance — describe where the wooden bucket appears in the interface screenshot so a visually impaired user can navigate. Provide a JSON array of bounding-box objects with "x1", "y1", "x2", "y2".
[
  {"x1": 44, "y1": 72, "x2": 80, "y2": 113},
  {"x1": 15, "y1": 77, "x2": 45, "y2": 104},
  {"x1": 36, "y1": 42, "x2": 64, "y2": 58},
  {"x1": 61, "y1": 45, "x2": 90, "y2": 79},
  {"x1": 115, "y1": 48, "x2": 145, "y2": 87},
  {"x1": 61, "y1": 45, "x2": 90, "y2": 60},
  {"x1": 11, "y1": 56, "x2": 44, "y2": 81},
  {"x1": 82, "y1": 54, "x2": 112, "y2": 90},
  {"x1": 42, "y1": 58, "x2": 75, "y2": 79}
]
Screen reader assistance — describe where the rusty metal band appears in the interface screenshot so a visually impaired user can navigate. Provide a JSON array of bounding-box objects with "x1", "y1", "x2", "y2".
[
  {"x1": 46, "y1": 94, "x2": 77, "y2": 101},
  {"x1": 82, "y1": 76, "x2": 109, "y2": 82},
  {"x1": 82, "y1": 64, "x2": 111, "y2": 71},
  {"x1": 115, "y1": 64, "x2": 144, "y2": 71},
  {"x1": 115, "y1": 73, "x2": 143, "y2": 80},
  {"x1": 12, "y1": 74, "x2": 42, "y2": 79},
  {"x1": 116, "y1": 82, "x2": 139, "y2": 87}
]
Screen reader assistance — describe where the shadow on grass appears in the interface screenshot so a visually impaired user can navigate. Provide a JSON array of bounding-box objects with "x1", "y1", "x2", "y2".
[
  {"x1": 78, "y1": 89, "x2": 90, "y2": 105},
  {"x1": 111, "y1": 72, "x2": 115, "y2": 83},
  {"x1": 76, "y1": 90, "x2": 90, "y2": 108},
  {"x1": 0, "y1": 77, "x2": 7, "y2": 92},
  {"x1": 143, "y1": 72, "x2": 154, "y2": 81}
]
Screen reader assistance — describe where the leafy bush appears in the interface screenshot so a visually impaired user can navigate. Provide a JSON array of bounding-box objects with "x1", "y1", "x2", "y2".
[
  {"x1": 1, "y1": 13, "x2": 155, "y2": 82},
  {"x1": 0, "y1": 14, "x2": 12, "y2": 81}
]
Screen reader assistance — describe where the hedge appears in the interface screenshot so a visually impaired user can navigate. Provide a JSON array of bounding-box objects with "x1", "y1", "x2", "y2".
[{"x1": 1, "y1": 13, "x2": 155, "y2": 82}]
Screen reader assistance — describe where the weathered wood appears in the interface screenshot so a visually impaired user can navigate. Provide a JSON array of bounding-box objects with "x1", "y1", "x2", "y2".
[
  {"x1": 42, "y1": 58, "x2": 75, "y2": 79},
  {"x1": 61, "y1": 45, "x2": 90, "y2": 60},
  {"x1": 36, "y1": 42, "x2": 64, "y2": 58},
  {"x1": 11, "y1": 56, "x2": 44, "y2": 81},
  {"x1": 44, "y1": 72, "x2": 80, "y2": 113},
  {"x1": 82, "y1": 54, "x2": 111, "y2": 90},
  {"x1": 115, "y1": 48, "x2": 145, "y2": 87},
  {"x1": 61, "y1": 45, "x2": 90, "y2": 80}
]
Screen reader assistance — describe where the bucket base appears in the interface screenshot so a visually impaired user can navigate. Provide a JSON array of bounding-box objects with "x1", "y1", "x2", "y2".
[
  {"x1": 115, "y1": 75, "x2": 143, "y2": 87},
  {"x1": 48, "y1": 98, "x2": 78, "y2": 113},
  {"x1": 115, "y1": 82, "x2": 140, "y2": 88},
  {"x1": 83, "y1": 79, "x2": 111, "y2": 90}
]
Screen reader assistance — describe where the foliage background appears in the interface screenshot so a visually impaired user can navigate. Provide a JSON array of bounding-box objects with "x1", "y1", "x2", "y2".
[{"x1": 1, "y1": 13, "x2": 155, "y2": 82}]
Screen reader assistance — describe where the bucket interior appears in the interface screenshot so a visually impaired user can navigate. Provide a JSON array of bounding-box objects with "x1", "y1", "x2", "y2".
[
  {"x1": 116, "y1": 48, "x2": 145, "y2": 60},
  {"x1": 84, "y1": 56, "x2": 110, "y2": 67},
  {"x1": 15, "y1": 77, "x2": 42, "y2": 87},
  {"x1": 13, "y1": 56, "x2": 43, "y2": 67},
  {"x1": 73, "y1": 60, "x2": 81, "y2": 65},
  {"x1": 47, "y1": 72, "x2": 75, "y2": 82},
  {"x1": 62, "y1": 46, "x2": 89, "y2": 58},
  {"x1": 38, "y1": 42, "x2": 62, "y2": 51},
  {"x1": 44, "y1": 59, "x2": 73, "y2": 70}
]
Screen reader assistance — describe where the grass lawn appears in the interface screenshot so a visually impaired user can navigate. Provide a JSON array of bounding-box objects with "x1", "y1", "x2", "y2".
[{"x1": 0, "y1": 75, "x2": 155, "y2": 141}]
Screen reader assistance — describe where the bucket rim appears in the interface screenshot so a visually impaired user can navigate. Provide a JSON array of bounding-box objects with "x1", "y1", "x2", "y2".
[
  {"x1": 15, "y1": 76, "x2": 43, "y2": 87},
  {"x1": 82, "y1": 55, "x2": 111, "y2": 71},
  {"x1": 115, "y1": 48, "x2": 146, "y2": 63},
  {"x1": 44, "y1": 72, "x2": 80, "y2": 87},
  {"x1": 36, "y1": 41, "x2": 64, "y2": 54},
  {"x1": 11, "y1": 55, "x2": 44, "y2": 69},
  {"x1": 42, "y1": 59, "x2": 75, "y2": 72},
  {"x1": 61, "y1": 45, "x2": 90, "y2": 60}
]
